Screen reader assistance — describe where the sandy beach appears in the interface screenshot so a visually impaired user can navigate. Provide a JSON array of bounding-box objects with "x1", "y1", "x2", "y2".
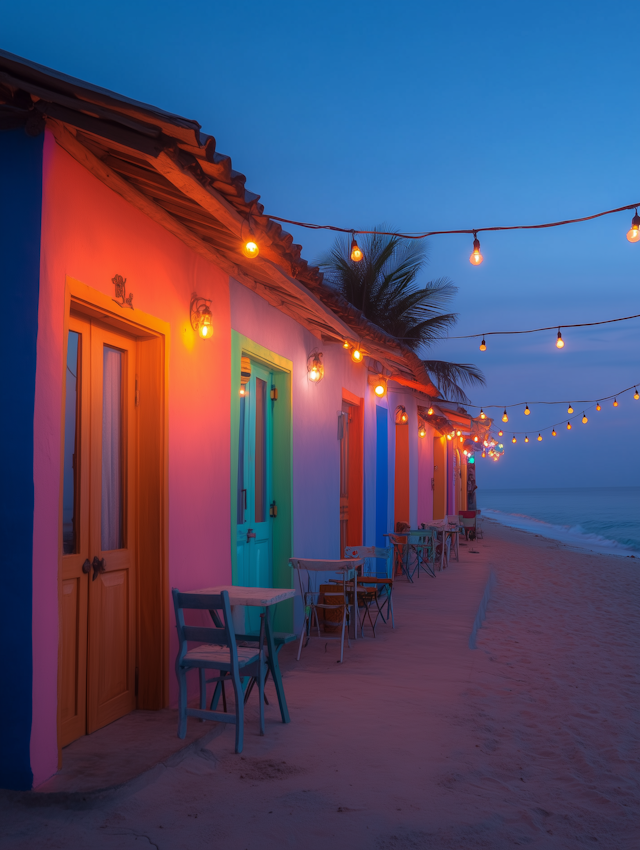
[{"x1": 2, "y1": 520, "x2": 639, "y2": 850}]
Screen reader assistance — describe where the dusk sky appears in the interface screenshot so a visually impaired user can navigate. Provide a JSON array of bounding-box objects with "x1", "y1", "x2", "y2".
[{"x1": 6, "y1": 1, "x2": 639, "y2": 489}]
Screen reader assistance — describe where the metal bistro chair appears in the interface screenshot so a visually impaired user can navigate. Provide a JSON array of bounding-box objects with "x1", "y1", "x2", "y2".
[
  {"x1": 290, "y1": 558, "x2": 362, "y2": 663},
  {"x1": 172, "y1": 588, "x2": 265, "y2": 753},
  {"x1": 406, "y1": 529, "x2": 437, "y2": 578},
  {"x1": 446, "y1": 516, "x2": 462, "y2": 561},
  {"x1": 344, "y1": 546, "x2": 395, "y2": 632}
]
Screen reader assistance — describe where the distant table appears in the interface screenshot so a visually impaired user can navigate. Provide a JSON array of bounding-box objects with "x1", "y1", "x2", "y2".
[{"x1": 191, "y1": 585, "x2": 295, "y2": 723}]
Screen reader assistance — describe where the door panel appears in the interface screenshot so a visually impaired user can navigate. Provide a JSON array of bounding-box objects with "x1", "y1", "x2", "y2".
[{"x1": 433, "y1": 437, "x2": 446, "y2": 520}]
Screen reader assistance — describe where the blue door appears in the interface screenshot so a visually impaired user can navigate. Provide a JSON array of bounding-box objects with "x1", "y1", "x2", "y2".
[{"x1": 236, "y1": 360, "x2": 274, "y2": 630}]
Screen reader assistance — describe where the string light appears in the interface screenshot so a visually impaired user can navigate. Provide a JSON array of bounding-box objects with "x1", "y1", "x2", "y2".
[
  {"x1": 457, "y1": 430, "x2": 461, "y2": 436},
  {"x1": 482, "y1": 451, "x2": 486, "y2": 457},
  {"x1": 613, "y1": 398, "x2": 618, "y2": 407},
  {"x1": 447, "y1": 433, "x2": 452, "y2": 440},
  {"x1": 498, "y1": 429, "x2": 503, "y2": 436},
  {"x1": 552, "y1": 428, "x2": 557, "y2": 436},
  {"x1": 524, "y1": 405, "x2": 530, "y2": 415},
  {"x1": 441, "y1": 311, "x2": 640, "y2": 344},
  {"x1": 582, "y1": 412, "x2": 588, "y2": 423},
  {"x1": 596, "y1": 403, "x2": 601, "y2": 411},
  {"x1": 469, "y1": 233, "x2": 483, "y2": 265},
  {"x1": 351, "y1": 347, "x2": 363, "y2": 363},
  {"x1": 480, "y1": 337, "x2": 487, "y2": 351},
  {"x1": 567, "y1": 404, "x2": 573, "y2": 414},
  {"x1": 524, "y1": 435, "x2": 529, "y2": 443},
  {"x1": 480, "y1": 409, "x2": 486, "y2": 419},
  {"x1": 350, "y1": 232, "x2": 364, "y2": 262},
  {"x1": 427, "y1": 406, "x2": 434, "y2": 416},
  {"x1": 473, "y1": 435, "x2": 479, "y2": 442},
  {"x1": 627, "y1": 209, "x2": 640, "y2": 243},
  {"x1": 343, "y1": 341, "x2": 350, "y2": 349},
  {"x1": 537, "y1": 433, "x2": 542, "y2": 441},
  {"x1": 502, "y1": 410, "x2": 509, "y2": 422},
  {"x1": 556, "y1": 330, "x2": 564, "y2": 349},
  {"x1": 459, "y1": 435, "x2": 464, "y2": 442},
  {"x1": 512, "y1": 436, "x2": 517, "y2": 443},
  {"x1": 419, "y1": 425, "x2": 426, "y2": 438},
  {"x1": 567, "y1": 421, "x2": 572, "y2": 430},
  {"x1": 634, "y1": 388, "x2": 639, "y2": 400}
]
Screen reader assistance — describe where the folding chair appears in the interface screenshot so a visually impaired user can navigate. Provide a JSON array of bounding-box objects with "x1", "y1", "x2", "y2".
[
  {"x1": 406, "y1": 530, "x2": 437, "y2": 577},
  {"x1": 344, "y1": 546, "x2": 395, "y2": 631},
  {"x1": 172, "y1": 588, "x2": 265, "y2": 753},
  {"x1": 290, "y1": 558, "x2": 362, "y2": 663},
  {"x1": 459, "y1": 510, "x2": 478, "y2": 540},
  {"x1": 446, "y1": 515, "x2": 462, "y2": 561}
]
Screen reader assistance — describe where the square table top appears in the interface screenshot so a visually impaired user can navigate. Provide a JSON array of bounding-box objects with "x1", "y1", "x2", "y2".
[{"x1": 190, "y1": 585, "x2": 295, "y2": 607}]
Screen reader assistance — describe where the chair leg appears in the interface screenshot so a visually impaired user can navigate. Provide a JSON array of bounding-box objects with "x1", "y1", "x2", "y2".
[
  {"x1": 339, "y1": 609, "x2": 346, "y2": 663},
  {"x1": 296, "y1": 614, "x2": 308, "y2": 660},
  {"x1": 258, "y1": 657, "x2": 265, "y2": 736},
  {"x1": 389, "y1": 591, "x2": 395, "y2": 628},
  {"x1": 177, "y1": 665, "x2": 188, "y2": 739},
  {"x1": 199, "y1": 669, "x2": 206, "y2": 718},
  {"x1": 231, "y1": 672, "x2": 244, "y2": 754}
]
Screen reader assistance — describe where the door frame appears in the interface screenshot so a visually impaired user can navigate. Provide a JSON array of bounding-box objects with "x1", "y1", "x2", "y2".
[
  {"x1": 230, "y1": 332, "x2": 292, "y2": 631},
  {"x1": 57, "y1": 276, "x2": 170, "y2": 760}
]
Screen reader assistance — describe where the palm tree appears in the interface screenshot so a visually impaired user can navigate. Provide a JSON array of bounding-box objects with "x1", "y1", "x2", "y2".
[{"x1": 317, "y1": 228, "x2": 485, "y2": 402}]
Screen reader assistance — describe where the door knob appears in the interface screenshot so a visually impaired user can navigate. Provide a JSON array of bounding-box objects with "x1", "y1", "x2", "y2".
[
  {"x1": 82, "y1": 559, "x2": 91, "y2": 574},
  {"x1": 92, "y1": 556, "x2": 106, "y2": 581},
  {"x1": 247, "y1": 529, "x2": 256, "y2": 539}
]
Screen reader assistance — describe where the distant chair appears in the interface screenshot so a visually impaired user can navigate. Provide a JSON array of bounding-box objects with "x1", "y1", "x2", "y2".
[
  {"x1": 345, "y1": 545, "x2": 395, "y2": 632},
  {"x1": 459, "y1": 510, "x2": 478, "y2": 540},
  {"x1": 172, "y1": 588, "x2": 265, "y2": 753}
]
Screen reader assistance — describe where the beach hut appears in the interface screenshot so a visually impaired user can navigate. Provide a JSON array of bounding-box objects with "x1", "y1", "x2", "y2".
[{"x1": 0, "y1": 49, "x2": 473, "y2": 790}]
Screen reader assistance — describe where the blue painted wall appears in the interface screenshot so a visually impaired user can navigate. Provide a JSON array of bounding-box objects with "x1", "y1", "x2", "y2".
[
  {"x1": 0, "y1": 128, "x2": 43, "y2": 790},
  {"x1": 375, "y1": 405, "x2": 388, "y2": 548}
]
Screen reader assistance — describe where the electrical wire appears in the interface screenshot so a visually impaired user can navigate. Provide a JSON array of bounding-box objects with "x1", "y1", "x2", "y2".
[
  {"x1": 443, "y1": 312, "x2": 640, "y2": 340},
  {"x1": 270, "y1": 201, "x2": 640, "y2": 239},
  {"x1": 446, "y1": 382, "x2": 640, "y2": 410}
]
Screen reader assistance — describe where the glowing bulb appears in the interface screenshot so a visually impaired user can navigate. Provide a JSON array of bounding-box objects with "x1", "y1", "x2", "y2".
[
  {"x1": 480, "y1": 409, "x2": 486, "y2": 419},
  {"x1": 537, "y1": 433, "x2": 542, "y2": 441},
  {"x1": 473, "y1": 435, "x2": 478, "y2": 442},
  {"x1": 419, "y1": 426, "x2": 426, "y2": 438},
  {"x1": 351, "y1": 348, "x2": 363, "y2": 363},
  {"x1": 567, "y1": 421, "x2": 572, "y2": 430},
  {"x1": 512, "y1": 436, "x2": 517, "y2": 443},
  {"x1": 613, "y1": 398, "x2": 618, "y2": 407},
  {"x1": 498, "y1": 429, "x2": 503, "y2": 436},
  {"x1": 463, "y1": 450, "x2": 468, "y2": 456},
  {"x1": 634, "y1": 388, "x2": 639, "y2": 400},
  {"x1": 374, "y1": 384, "x2": 385, "y2": 397},
  {"x1": 626, "y1": 211, "x2": 640, "y2": 243},
  {"x1": 524, "y1": 405, "x2": 530, "y2": 415},
  {"x1": 567, "y1": 404, "x2": 573, "y2": 414},
  {"x1": 240, "y1": 386, "x2": 246, "y2": 396},
  {"x1": 459, "y1": 435, "x2": 464, "y2": 442},
  {"x1": 401, "y1": 413, "x2": 408, "y2": 423},
  {"x1": 525, "y1": 435, "x2": 529, "y2": 443},
  {"x1": 447, "y1": 434, "x2": 452, "y2": 440},
  {"x1": 242, "y1": 239, "x2": 259, "y2": 259},
  {"x1": 596, "y1": 403, "x2": 601, "y2": 411},
  {"x1": 582, "y1": 413, "x2": 588, "y2": 423},
  {"x1": 456, "y1": 430, "x2": 461, "y2": 436},
  {"x1": 552, "y1": 428, "x2": 557, "y2": 436},
  {"x1": 373, "y1": 376, "x2": 387, "y2": 397},
  {"x1": 469, "y1": 235, "x2": 483, "y2": 265},
  {"x1": 482, "y1": 451, "x2": 486, "y2": 457},
  {"x1": 200, "y1": 324, "x2": 209, "y2": 338},
  {"x1": 556, "y1": 330, "x2": 564, "y2": 349},
  {"x1": 343, "y1": 341, "x2": 350, "y2": 349},
  {"x1": 479, "y1": 337, "x2": 487, "y2": 351},
  {"x1": 350, "y1": 236, "x2": 364, "y2": 262},
  {"x1": 427, "y1": 406, "x2": 434, "y2": 416},
  {"x1": 502, "y1": 410, "x2": 509, "y2": 423},
  {"x1": 483, "y1": 440, "x2": 488, "y2": 447}
]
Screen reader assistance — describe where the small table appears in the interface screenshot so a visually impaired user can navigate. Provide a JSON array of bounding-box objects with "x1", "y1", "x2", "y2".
[
  {"x1": 191, "y1": 585, "x2": 295, "y2": 724},
  {"x1": 421, "y1": 523, "x2": 460, "y2": 570}
]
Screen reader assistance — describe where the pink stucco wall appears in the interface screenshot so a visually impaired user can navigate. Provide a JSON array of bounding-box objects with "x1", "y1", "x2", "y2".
[{"x1": 32, "y1": 131, "x2": 232, "y2": 786}]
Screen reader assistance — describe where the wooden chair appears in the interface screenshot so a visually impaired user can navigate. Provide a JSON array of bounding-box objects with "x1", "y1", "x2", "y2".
[
  {"x1": 344, "y1": 546, "x2": 395, "y2": 632},
  {"x1": 172, "y1": 588, "x2": 265, "y2": 753}
]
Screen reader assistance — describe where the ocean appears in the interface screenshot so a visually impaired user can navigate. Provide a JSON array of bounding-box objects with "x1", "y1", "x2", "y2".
[{"x1": 477, "y1": 487, "x2": 640, "y2": 554}]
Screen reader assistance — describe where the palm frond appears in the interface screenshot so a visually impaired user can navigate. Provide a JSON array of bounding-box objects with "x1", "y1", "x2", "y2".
[{"x1": 421, "y1": 360, "x2": 486, "y2": 404}]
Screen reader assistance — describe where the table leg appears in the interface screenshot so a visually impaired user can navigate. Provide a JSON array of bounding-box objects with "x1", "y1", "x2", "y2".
[{"x1": 265, "y1": 605, "x2": 290, "y2": 724}]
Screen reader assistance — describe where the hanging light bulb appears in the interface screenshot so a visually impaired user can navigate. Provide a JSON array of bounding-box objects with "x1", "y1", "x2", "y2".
[
  {"x1": 613, "y1": 398, "x2": 618, "y2": 407},
  {"x1": 343, "y1": 340, "x2": 350, "y2": 349},
  {"x1": 567, "y1": 421, "x2": 572, "y2": 430},
  {"x1": 459, "y1": 435, "x2": 464, "y2": 442},
  {"x1": 372, "y1": 375, "x2": 387, "y2": 397},
  {"x1": 512, "y1": 435, "x2": 517, "y2": 443},
  {"x1": 537, "y1": 433, "x2": 542, "y2": 441},
  {"x1": 350, "y1": 232, "x2": 364, "y2": 262},
  {"x1": 498, "y1": 429, "x2": 503, "y2": 437},
  {"x1": 456, "y1": 430, "x2": 461, "y2": 436},
  {"x1": 556, "y1": 329, "x2": 565, "y2": 349},
  {"x1": 582, "y1": 412, "x2": 588, "y2": 423},
  {"x1": 567, "y1": 404, "x2": 574, "y2": 414},
  {"x1": 502, "y1": 409, "x2": 509, "y2": 423},
  {"x1": 446, "y1": 433, "x2": 452, "y2": 440},
  {"x1": 482, "y1": 451, "x2": 486, "y2": 457},
  {"x1": 469, "y1": 232, "x2": 483, "y2": 265},
  {"x1": 525, "y1": 435, "x2": 529, "y2": 443},
  {"x1": 473, "y1": 435, "x2": 479, "y2": 442},
  {"x1": 479, "y1": 337, "x2": 487, "y2": 351},
  {"x1": 627, "y1": 209, "x2": 640, "y2": 243},
  {"x1": 419, "y1": 425, "x2": 426, "y2": 438},
  {"x1": 596, "y1": 403, "x2": 601, "y2": 411},
  {"x1": 351, "y1": 347, "x2": 363, "y2": 363},
  {"x1": 524, "y1": 404, "x2": 530, "y2": 415},
  {"x1": 427, "y1": 406, "x2": 434, "y2": 416},
  {"x1": 480, "y1": 409, "x2": 486, "y2": 419},
  {"x1": 634, "y1": 388, "x2": 639, "y2": 400},
  {"x1": 241, "y1": 220, "x2": 260, "y2": 258},
  {"x1": 552, "y1": 428, "x2": 557, "y2": 436}
]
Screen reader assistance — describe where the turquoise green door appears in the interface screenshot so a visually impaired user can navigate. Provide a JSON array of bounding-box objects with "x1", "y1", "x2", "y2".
[{"x1": 236, "y1": 360, "x2": 274, "y2": 629}]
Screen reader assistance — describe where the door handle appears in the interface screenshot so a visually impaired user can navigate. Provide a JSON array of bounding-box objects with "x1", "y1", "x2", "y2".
[
  {"x1": 82, "y1": 559, "x2": 91, "y2": 575},
  {"x1": 246, "y1": 529, "x2": 256, "y2": 540},
  {"x1": 92, "y1": 556, "x2": 106, "y2": 581}
]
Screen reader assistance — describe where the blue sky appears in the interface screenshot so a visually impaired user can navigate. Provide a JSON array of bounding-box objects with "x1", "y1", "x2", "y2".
[{"x1": 5, "y1": 1, "x2": 639, "y2": 488}]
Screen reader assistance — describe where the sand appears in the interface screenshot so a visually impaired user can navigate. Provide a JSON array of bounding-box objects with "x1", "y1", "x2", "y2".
[{"x1": 2, "y1": 520, "x2": 639, "y2": 849}]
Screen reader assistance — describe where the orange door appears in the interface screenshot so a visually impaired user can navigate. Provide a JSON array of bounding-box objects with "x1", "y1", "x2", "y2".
[
  {"x1": 433, "y1": 436, "x2": 446, "y2": 520},
  {"x1": 59, "y1": 315, "x2": 137, "y2": 746},
  {"x1": 394, "y1": 423, "x2": 410, "y2": 527}
]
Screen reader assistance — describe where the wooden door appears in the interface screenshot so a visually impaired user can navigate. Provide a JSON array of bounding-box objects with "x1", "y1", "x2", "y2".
[
  {"x1": 433, "y1": 436, "x2": 446, "y2": 520},
  {"x1": 59, "y1": 316, "x2": 137, "y2": 746},
  {"x1": 394, "y1": 422, "x2": 410, "y2": 528}
]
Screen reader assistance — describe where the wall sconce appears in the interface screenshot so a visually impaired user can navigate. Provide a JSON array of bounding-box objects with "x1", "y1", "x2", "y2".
[
  {"x1": 395, "y1": 405, "x2": 408, "y2": 424},
  {"x1": 369, "y1": 374, "x2": 387, "y2": 397},
  {"x1": 307, "y1": 350, "x2": 324, "y2": 383},
  {"x1": 190, "y1": 294, "x2": 213, "y2": 339},
  {"x1": 240, "y1": 355, "x2": 251, "y2": 396}
]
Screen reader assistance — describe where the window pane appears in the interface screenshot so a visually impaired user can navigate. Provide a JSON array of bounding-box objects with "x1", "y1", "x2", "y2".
[
  {"x1": 255, "y1": 378, "x2": 267, "y2": 523},
  {"x1": 237, "y1": 395, "x2": 246, "y2": 523},
  {"x1": 102, "y1": 346, "x2": 124, "y2": 551},
  {"x1": 62, "y1": 331, "x2": 80, "y2": 555}
]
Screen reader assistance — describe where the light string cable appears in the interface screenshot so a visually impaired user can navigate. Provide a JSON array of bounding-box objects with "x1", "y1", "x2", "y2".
[
  {"x1": 441, "y1": 381, "x2": 640, "y2": 412},
  {"x1": 269, "y1": 201, "x2": 640, "y2": 239},
  {"x1": 442, "y1": 311, "x2": 640, "y2": 342}
]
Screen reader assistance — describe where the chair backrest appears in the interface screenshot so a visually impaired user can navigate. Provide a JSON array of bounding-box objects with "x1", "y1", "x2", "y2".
[
  {"x1": 459, "y1": 511, "x2": 477, "y2": 518},
  {"x1": 446, "y1": 515, "x2": 461, "y2": 526},
  {"x1": 172, "y1": 588, "x2": 237, "y2": 666},
  {"x1": 344, "y1": 546, "x2": 393, "y2": 578}
]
